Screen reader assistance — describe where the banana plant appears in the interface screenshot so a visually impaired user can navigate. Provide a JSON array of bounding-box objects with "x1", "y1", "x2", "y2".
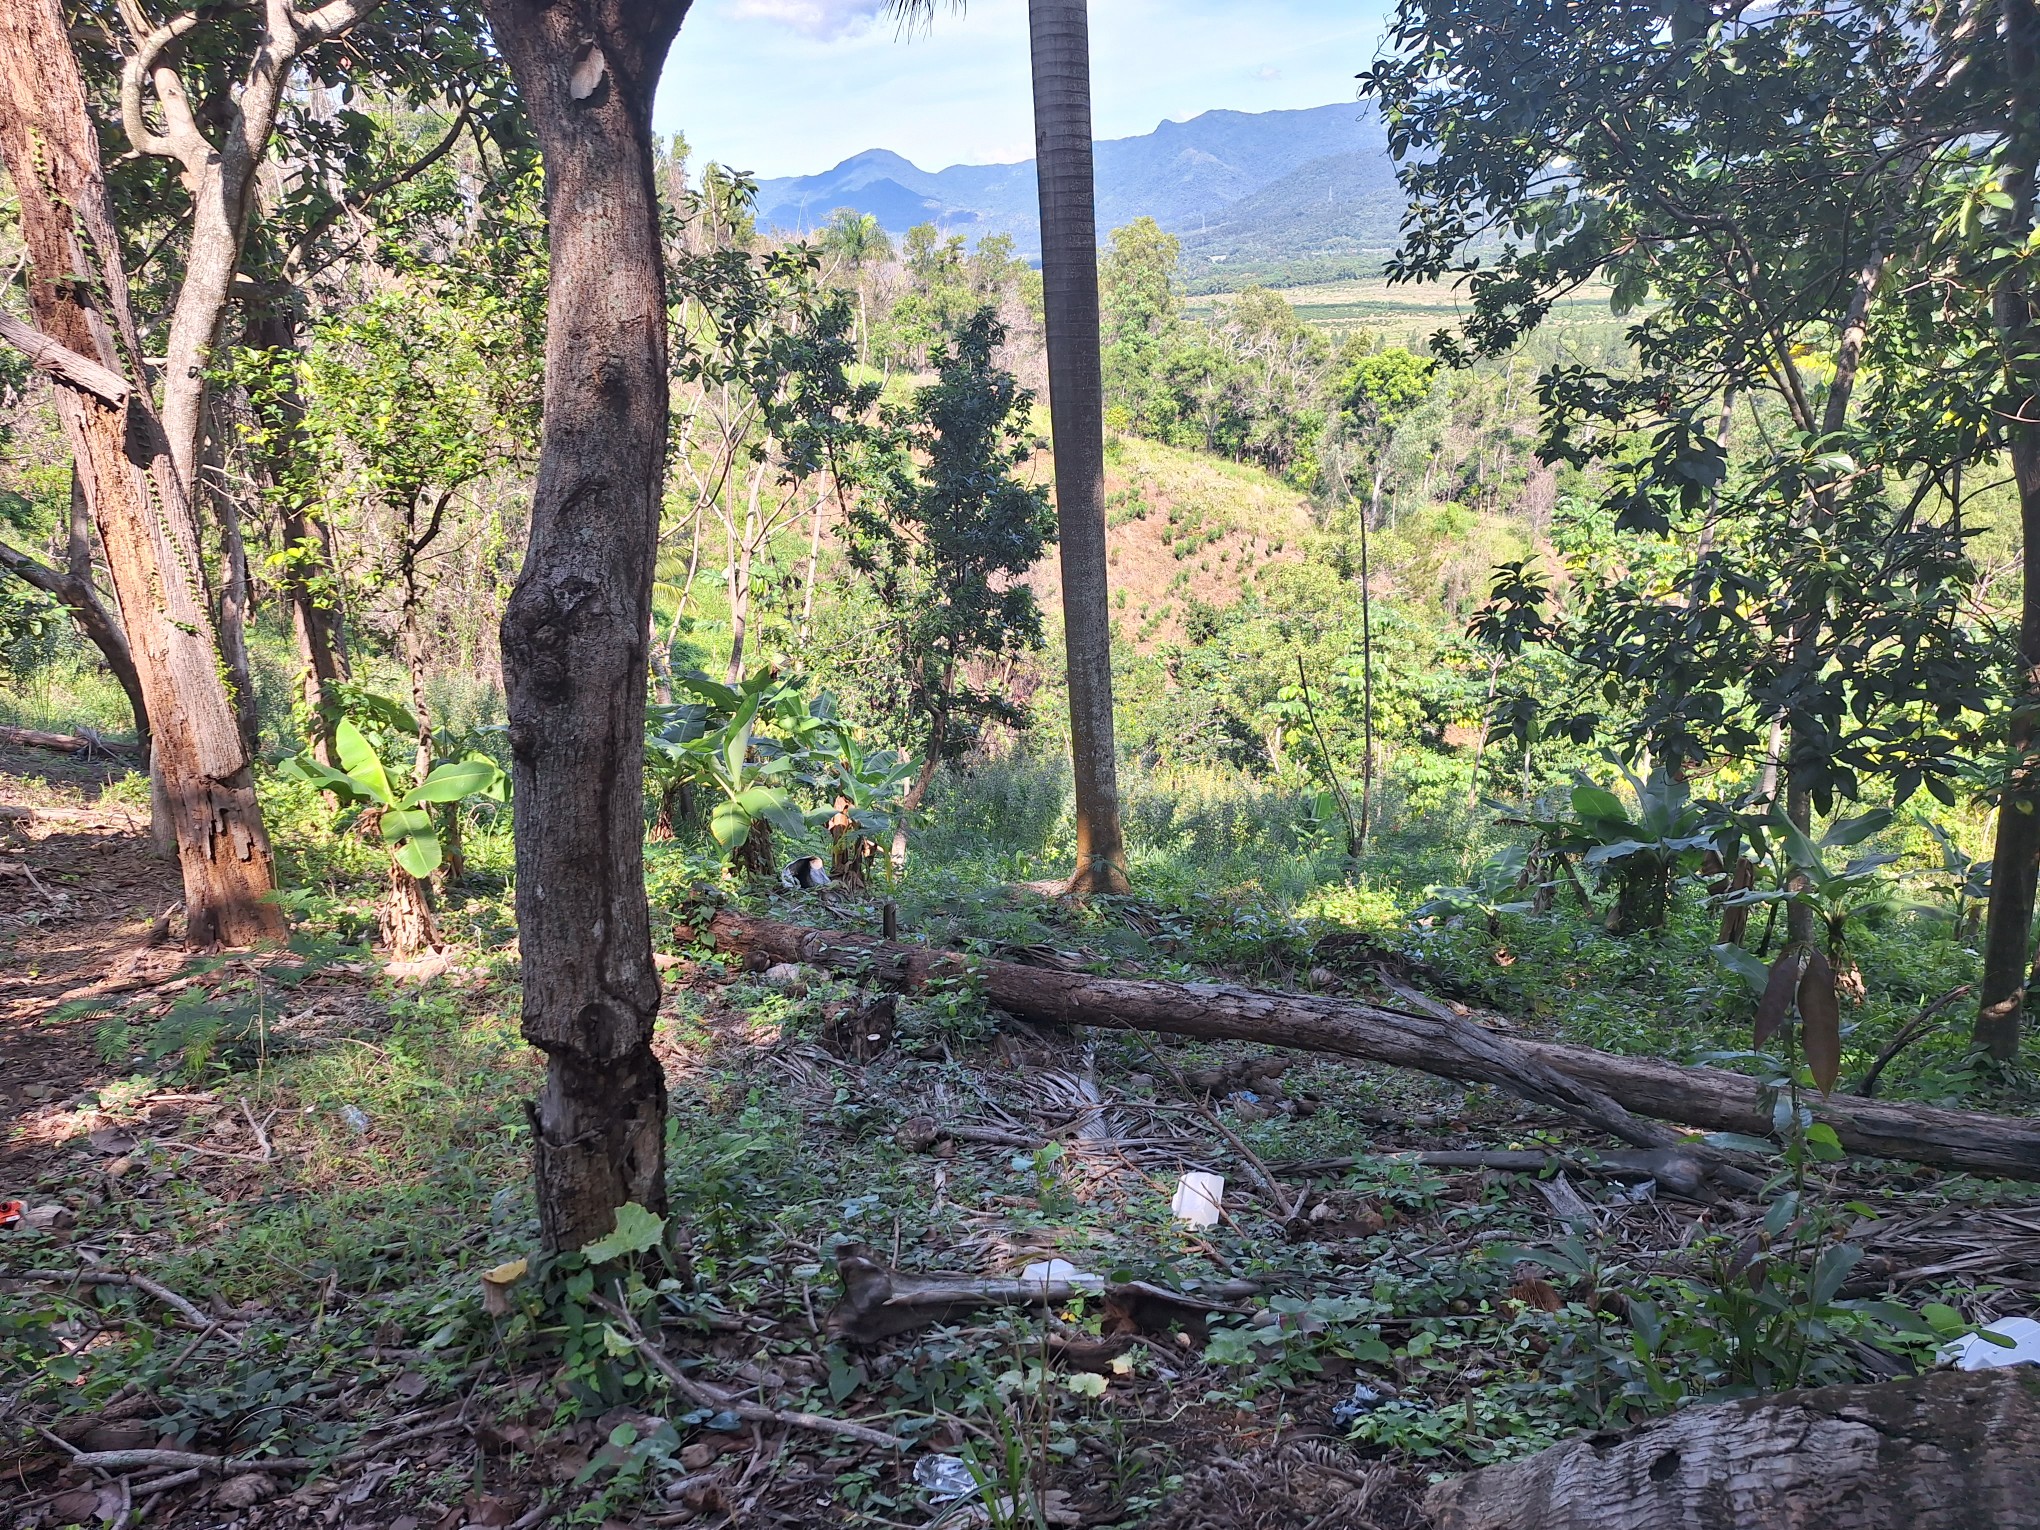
[
  {"x1": 1517, "y1": 762, "x2": 1724, "y2": 933},
  {"x1": 644, "y1": 699, "x2": 713, "y2": 839},
  {"x1": 665, "y1": 686, "x2": 807, "y2": 876},
  {"x1": 281, "y1": 718, "x2": 504, "y2": 879},
  {"x1": 823, "y1": 731, "x2": 916, "y2": 887}
]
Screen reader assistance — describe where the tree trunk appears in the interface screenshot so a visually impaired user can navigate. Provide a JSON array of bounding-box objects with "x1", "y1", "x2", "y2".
[
  {"x1": 1427, "y1": 1368, "x2": 2040, "y2": 1530},
  {"x1": 1028, "y1": 0, "x2": 1128, "y2": 895},
  {"x1": 890, "y1": 700, "x2": 947, "y2": 873},
  {"x1": 486, "y1": 0, "x2": 689, "y2": 1255},
  {"x1": 0, "y1": 0, "x2": 282, "y2": 949},
  {"x1": 140, "y1": 0, "x2": 383, "y2": 491},
  {"x1": 1976, "y1": 0, "x2": 2040, "y2": 1062},
  {"x1": 798, "y1": 485, "x2": 827, "y2": 649},
  {"x1": 242, "y1": 296, "x2": 349, "y2": 764},
  {"x1": 702, "y1": 911, "x2": 2040, "y2": 1180},
  {"x1": 1359, "y1": 465, "x2": 1381, "y2": 850},
  {"x1": 378, "y1": 860, "x2": 441, "y2": 957},
  {"x1": 725, "y1": 464, "x2": 764, "y2": 684},
  {"x1": 211, "y1": 444, "x2": 262, "y2": 757}
]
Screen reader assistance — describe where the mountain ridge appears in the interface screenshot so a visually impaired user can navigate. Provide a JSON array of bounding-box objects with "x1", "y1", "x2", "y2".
[{"x1": 753, "y1": 101, "x2": 1406, "y2": 270}]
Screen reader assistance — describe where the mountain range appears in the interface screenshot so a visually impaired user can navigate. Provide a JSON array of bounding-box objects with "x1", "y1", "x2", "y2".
[{"x1": 752, "y1": 101, "x2": 1408, "y2": 283}]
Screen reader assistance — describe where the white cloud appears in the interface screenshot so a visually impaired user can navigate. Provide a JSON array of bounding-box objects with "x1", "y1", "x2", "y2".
[
  {"x1": 1254, "y1": 65, "x2": 1282, "y2": 80},
  {"x1": 732, "y1": 0, "x2": 887, "y2": 38}
]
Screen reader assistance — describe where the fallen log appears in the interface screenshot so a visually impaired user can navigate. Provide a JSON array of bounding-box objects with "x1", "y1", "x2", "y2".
[
  {"x1": 701, "y1": 912, "x2": 2040, "y2": 1182},
  {"x1": 1426, "y1": 1367, "x2": 2040, "y2": 1530},
  {"x1": 0, "y1": 724, "x2": 130, "y2": 758}
]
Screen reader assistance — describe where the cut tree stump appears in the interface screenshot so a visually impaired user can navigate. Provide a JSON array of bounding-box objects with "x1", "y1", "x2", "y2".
[
  {"x1": 700, "y1": 912, "x2": 2040, "y2": 1182},
  {"x1": 1426, "y1": 1367, "x2": 2040, "y2": 1530}
]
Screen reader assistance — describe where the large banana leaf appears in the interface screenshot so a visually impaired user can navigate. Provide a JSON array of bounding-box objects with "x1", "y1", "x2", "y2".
[{"x1": 335, "y1": 720, "x2": 396, "y2": 808}]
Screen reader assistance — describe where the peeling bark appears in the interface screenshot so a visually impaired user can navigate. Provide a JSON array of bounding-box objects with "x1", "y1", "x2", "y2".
[{"x1": 1428, "y1": 1368, "x2": 2040, "y2": 1530}]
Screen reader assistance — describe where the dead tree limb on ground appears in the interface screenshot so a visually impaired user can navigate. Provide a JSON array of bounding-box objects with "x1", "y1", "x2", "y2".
[{"x1": 700, "y1": 912, "x2": 2040, "y2": 1182}]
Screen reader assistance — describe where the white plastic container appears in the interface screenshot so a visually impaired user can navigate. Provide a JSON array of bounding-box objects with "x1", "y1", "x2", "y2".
[{"x1": 1171, "y1": 1171, "x2": 1226, "y2": 1227}]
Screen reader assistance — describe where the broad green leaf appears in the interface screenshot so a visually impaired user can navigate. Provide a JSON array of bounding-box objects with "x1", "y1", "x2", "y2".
[
  {"x1": 582, "y1": 1201, "x2": 667, "y2": 1263},
  {"x1": 1803, "y1": 1122, "x2": 1845, "y2": 1162},
  {"x1": 407, "y1": 758, "x2": 503, "y2": 805},
  {"x1": 1709, "y1": 942, "x2": 1768, "y2": 997},
  {"x1": 1570, "y1": 786, "x2": 1626, "y2": 824},
  {"x1": 380, "y1": 807, "x2": 435, "y2": 844},
  {"x1": 282, "y1": 753, "x2": 369, "y2": 803},
  {"x1": 392, "y1": 833, "x2": 442, "y2": 879},
  {"x1": 335, "y1": 720, "x2": 395, "y2": 807},
  {"x1": 1822, "y1": 809, "x2": 1893, "y2": 849},
  {"x1": 710, "y1": 797, "x2": 755, "y2": 849},
  {"x1": 737, "y1": 786, "x2": 803, "y2": 834},
  {"x1": 1810, "y1": 1242, "x2": 1861, "y2": 1307}
]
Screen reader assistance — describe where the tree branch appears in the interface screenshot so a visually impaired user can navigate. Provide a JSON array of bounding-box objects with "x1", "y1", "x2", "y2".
[
  {"x1": 0, "y1": 312, "x2": 131, "y2": 403},
  {"x1": 116, "y1": 1, "x2": 211, "y2": 168}
]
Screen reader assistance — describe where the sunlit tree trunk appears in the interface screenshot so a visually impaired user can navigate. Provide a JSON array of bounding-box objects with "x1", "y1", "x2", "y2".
[
  {"x1": 0, "y1": 0, "x2": 283, "y2": 948},
  {"x1": 486, "y1": 0, "x2": 690, "y2": 1253},
  {"x1": 1028, "y1": 0, "x2": 1128, "y2": 893}
]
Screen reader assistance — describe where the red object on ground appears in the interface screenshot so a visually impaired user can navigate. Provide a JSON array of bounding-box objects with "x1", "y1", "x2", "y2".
[{"x1": 0, "y1": 1200, "x2": 23, "y2": 1229}]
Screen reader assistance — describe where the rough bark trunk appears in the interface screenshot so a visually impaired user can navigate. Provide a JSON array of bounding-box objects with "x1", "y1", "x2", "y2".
[
  {"x1": 1976, "y1": 0, "x2": 2040, "y2": 1062},
  {"x1": 1028, "y1": 0, "x2": 1128, "y2": 894},
  {"x1": 1427, "y1": 1368, "x2": 2040, "y2": 1530},
  {"x1": 486, "y1": 0, "x2": 689, "y2": 1254},
  {"x1": 378, "y1": 860, "x2": 441, "y2": 957},
  {"x1": 702, "y1": 912, "x2": 2040, "y2": 1180},
  {"x1": 0, "y1": 0, "x2": 282, "y2": 948}
]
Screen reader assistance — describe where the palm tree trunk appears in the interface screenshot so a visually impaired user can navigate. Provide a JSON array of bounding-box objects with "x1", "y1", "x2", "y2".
[
  {"x1": 1360, "y1": 466, "x2": 1381, "y2": 852},
  {"x1": 1028, "y1": 0, "x2": 1128, "y2": 894},
  {"x1": 486, "y1": 0, "x2": 689, "y2": 1254}
]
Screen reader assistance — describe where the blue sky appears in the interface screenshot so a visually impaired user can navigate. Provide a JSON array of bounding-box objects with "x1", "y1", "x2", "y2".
[{"x1": 654, "y1": 0, "x2": 1393, "y2": 180}]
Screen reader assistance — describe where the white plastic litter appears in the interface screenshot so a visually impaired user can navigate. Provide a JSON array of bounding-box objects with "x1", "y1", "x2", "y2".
[
  {"x1": 1171, "y1": 1171, "x2": 1226, "y2": 1228},
  {"x1": 1940, "y1": 1316, "x2": 2040, "y2": 1370},
  {"x1": 913, "y1": 1454, "x2": 979, "y2": 1501},
  {"x1": 1020, "y1": 1258, "x2": 1103, "y2": 1291}
]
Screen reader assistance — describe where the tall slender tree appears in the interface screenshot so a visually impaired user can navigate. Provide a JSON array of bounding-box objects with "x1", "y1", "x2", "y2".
[
  {"x1": 1027, "y1": 0, "x2": 1129, "y2": 893},
  {"x1": 892, "y1": 0, "x2": 1129, "y2": 892},
  {"x1": 0, "y1": 0, "x2": 283, "y2": 947},
  {"x1": 482, "y1": 0, "x2": 692, "y2": 1252}
]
